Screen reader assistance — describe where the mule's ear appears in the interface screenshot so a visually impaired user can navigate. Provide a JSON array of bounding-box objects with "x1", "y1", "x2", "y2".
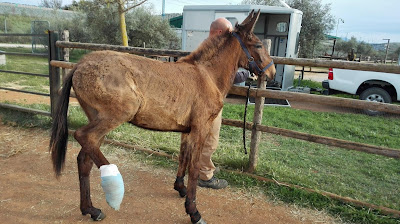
[
  {"x1": 244, "y1": 9, "x2": 261, "y2": 34},
  {"x1": 241, "y1": 9, "x2": 255, "y2": 25}
]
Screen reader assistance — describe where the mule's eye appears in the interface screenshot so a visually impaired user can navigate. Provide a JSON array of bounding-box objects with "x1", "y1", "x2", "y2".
[{"x1": 255, "y1": 45, "x2": 263, "y2": 49}]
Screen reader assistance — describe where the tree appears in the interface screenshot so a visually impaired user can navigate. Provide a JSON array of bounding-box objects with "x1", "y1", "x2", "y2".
[
  {"x1": 126, "y1": 7, "x2": 180, "y2": 49},
  {"x1": 40, "y1": 0, "x2": 63, "y2": 9},
  {"x1": 69, "y1": 0, "x2": 148, "y2": 46},
  {"x1": 241, "y1": 0, "x2": 335, "y2": 58},
  {"x1": 394, "y1": 47, "x2": 400, "y2": 61},
  {"x1": 334, "y1": 37, "x2": 356, "y2": 58},
  {"x1": 357, "y1": 41, "x2": 374, "y2": 59},
  {"x1": 99, "y1": 0, "x2": 148, "y2": 46},
  {"x1": 330, "y1": 36, "x2": 378, "y2": 60},
  {"x1": 65, "y1": 1, "x2": 179, "y2": 49}
]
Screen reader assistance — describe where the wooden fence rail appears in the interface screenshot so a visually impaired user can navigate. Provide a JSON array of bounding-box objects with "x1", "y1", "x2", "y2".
[
  {"x1": 229, "y1": 85, "x2": 400, "y2": 114},
  {"x1": 56, "y1": 41, "x2": 400, "y2": 74},
  {"x1": 56, "y1": 41, "x2": 189, "y2": 57}
]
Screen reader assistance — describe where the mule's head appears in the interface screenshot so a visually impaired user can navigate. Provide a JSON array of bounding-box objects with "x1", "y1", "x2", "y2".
[{"x1": 233, "y1": 10, "x2": 276, "y2": 81}]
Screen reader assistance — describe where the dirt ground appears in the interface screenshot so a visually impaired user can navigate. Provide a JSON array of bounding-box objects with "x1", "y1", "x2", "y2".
[{"x1": 0, "y1": 90, "x2": 342, "y2": 224}]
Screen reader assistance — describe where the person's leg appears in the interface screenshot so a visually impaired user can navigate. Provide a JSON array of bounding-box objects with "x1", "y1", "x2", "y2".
[
  {"x1": 198, "y1": 110, "x2": 227, "y2": 189},
  {"x1": 199, "y1": 110, "x2": 221, "y2": 180}
]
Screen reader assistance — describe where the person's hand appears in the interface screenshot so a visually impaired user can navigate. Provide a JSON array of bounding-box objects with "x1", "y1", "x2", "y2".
[{"x1": 249, "y1": 73, "x2": 257, "y2": 81}]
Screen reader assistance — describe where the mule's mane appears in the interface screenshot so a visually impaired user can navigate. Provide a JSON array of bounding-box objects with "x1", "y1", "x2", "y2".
[{"x1": 179, "y1": 32, "x2": 232, "y2": 64}]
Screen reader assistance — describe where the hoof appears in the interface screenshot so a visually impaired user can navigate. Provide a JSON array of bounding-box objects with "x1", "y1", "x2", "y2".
[
  {"x1": 178, "y1": 188, "x2": 187, "y2": 198},
  {"x1": 194, "y1": 218, "x2": 207, "y2": 224},
  {"x1": 92, "y1": 211, "x2": 106, "y2": 221},
  {"x1": 173, "y1": 179, "x2": 187, "y2": 198}
]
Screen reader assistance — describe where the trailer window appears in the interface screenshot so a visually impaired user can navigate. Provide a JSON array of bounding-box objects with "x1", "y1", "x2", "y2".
[
  {"x1": 276, "y1": 22, "x2": 288, "y2": 33},
  {"x1": 225, "y1": 17, "x2": 238, "y2": 26}
]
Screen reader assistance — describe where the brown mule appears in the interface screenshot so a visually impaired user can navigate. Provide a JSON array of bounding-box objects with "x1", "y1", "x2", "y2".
[{"x1": 50, "y1": 10, "x2": 275, "y2": 224}]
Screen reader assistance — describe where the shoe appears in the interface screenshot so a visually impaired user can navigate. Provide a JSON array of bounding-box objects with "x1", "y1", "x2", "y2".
[{"x1": 198, "y1": 176, "x2": 228, "y2": 189}]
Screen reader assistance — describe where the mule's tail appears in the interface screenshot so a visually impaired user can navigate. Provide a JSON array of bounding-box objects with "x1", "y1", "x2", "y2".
[{"x1": 49, "y1": 66, "x2": 77, "y2": 177}]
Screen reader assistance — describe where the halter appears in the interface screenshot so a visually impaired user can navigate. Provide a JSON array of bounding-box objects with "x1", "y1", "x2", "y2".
[{"x1": 232, "y1": 32, "x2": 274, "y2": 76}]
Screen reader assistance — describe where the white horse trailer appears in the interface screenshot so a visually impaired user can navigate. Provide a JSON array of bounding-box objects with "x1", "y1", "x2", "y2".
[{"x1": 182, "y1": 5, "x2": 303, "y2": 91}]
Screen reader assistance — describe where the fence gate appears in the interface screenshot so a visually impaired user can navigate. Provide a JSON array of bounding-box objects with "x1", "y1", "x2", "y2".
[
  {"x1": 31, "y1": 21, "x2": 50, "y2": 54},
  {"x1": 0, "y1": 31, "x2": 59, "y2": 117}
]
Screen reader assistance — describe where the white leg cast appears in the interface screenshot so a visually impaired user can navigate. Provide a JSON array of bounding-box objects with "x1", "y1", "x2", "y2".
[{"x1": 100, "y1": 164, "x2": 125, "y2": 210}]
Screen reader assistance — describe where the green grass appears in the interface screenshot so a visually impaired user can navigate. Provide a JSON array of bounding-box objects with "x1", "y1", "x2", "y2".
[
  {"x1": 1, "y1": 102, "x2": 399, "y2": 224},
  {"x1": 220, "y1": 105, "x2": 400, "y2": 214},
  {"x1": 0, "y1": 52, "x2": 49, "y2": 93},
  {"x1": 293, "y1": 78, "x2": 323, "y2": 89},
  {"x1": 69, "y1": 49, "x2": 91, "y2": 62},
  {"x1": 0, "y1": 47, "x2": 89, "y2": 93}
]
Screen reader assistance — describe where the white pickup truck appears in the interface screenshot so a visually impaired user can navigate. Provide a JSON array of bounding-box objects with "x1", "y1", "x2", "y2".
[{"x1": 322, "y1": 68, "x2": 400, "y2": 115}]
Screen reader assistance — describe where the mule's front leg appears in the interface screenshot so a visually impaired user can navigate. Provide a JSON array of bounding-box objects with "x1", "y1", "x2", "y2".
[
  {"x1": 174, "y1": 133, "x2": 190, "y2": 197},
  {"x1": 184, "y1": 125, "x2": 212, "y2": 224},
  {"x1": 77, "y1": 151, "x2": 106, "y2": 221},
  {"x1": 185, "y1": 159, "x2": 206, "y2": 224}
]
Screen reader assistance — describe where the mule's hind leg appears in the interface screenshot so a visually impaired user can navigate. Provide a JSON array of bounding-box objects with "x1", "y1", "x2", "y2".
[
  {"x1": 174, "y1": 133, "x2": 190, "y2": 197},
  {"x1": 74, "y1": 116, "x2": 128, "y2": 220},
  {"x1": 74, "y1": 119, "x2": 109, "y2": 220},
  {"x1": 77, "y1": 151, "x2": 105, "y2": 220}
]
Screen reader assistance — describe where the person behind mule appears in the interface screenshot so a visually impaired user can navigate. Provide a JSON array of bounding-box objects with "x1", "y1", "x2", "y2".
[{"x1": 198, "y1": 18, "x2": 255, "y2": 189}]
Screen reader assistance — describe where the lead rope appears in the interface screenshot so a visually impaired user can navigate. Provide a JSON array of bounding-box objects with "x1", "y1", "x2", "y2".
[{"x1": 243, "y1": 83, "x2": 251, "y2": 155}]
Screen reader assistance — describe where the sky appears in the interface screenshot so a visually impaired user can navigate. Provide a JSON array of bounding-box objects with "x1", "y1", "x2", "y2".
[{"x1": 1, "y1": 0, "x2": 399, "y2": 43}]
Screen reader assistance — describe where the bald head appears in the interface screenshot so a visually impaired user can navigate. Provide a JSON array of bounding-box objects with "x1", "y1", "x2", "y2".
[{"x1": 209, "y1": 18, "x2": 233, "y2": 37}]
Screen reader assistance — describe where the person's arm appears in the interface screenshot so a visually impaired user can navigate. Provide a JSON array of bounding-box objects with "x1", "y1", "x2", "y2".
[
  {"x1": 233, "y1": 70, "x2": 250, "y2": 84},
  {"x1": 233, "y1": 70, "x2": 257, "y2": 84}
]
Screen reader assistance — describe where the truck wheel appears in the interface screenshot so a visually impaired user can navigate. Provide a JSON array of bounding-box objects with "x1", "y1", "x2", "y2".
[{"x1": 359, "y1": 87, "x2": 392, "y2": 116}]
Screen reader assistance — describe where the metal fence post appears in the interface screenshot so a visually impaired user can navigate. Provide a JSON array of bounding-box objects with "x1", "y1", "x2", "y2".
[
  {"x1": 248, "y1": 39, "x2": 272, "y2": 173},
  {"x1": 48, "y1": 30, "x2": 60, "y2": 119}
]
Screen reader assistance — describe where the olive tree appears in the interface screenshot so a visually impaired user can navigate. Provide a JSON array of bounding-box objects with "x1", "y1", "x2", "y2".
[
  {"x1": 64, "y1": 1, "x2": 179, "y2": 49},
  {"x1": 334, "y1": 37, "x2": 358, "y2": 58},
  {"x1": 96, "y1": 0, "x2": 148, "y2": 46},
  {"x1": 126, "y1": 7, "x2": 180, "y2": 49},
  {"x1": 40, "y1": 0, "x2": 63, "y2": 9}
]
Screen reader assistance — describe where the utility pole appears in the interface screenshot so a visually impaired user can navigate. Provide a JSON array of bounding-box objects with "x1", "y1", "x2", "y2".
[
  {"x1": 335, "y1": 18, "x2": 344, "y2": 37},
  {"x1": 383, "y1": 38, "x2": 390, "y2": 64}
]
